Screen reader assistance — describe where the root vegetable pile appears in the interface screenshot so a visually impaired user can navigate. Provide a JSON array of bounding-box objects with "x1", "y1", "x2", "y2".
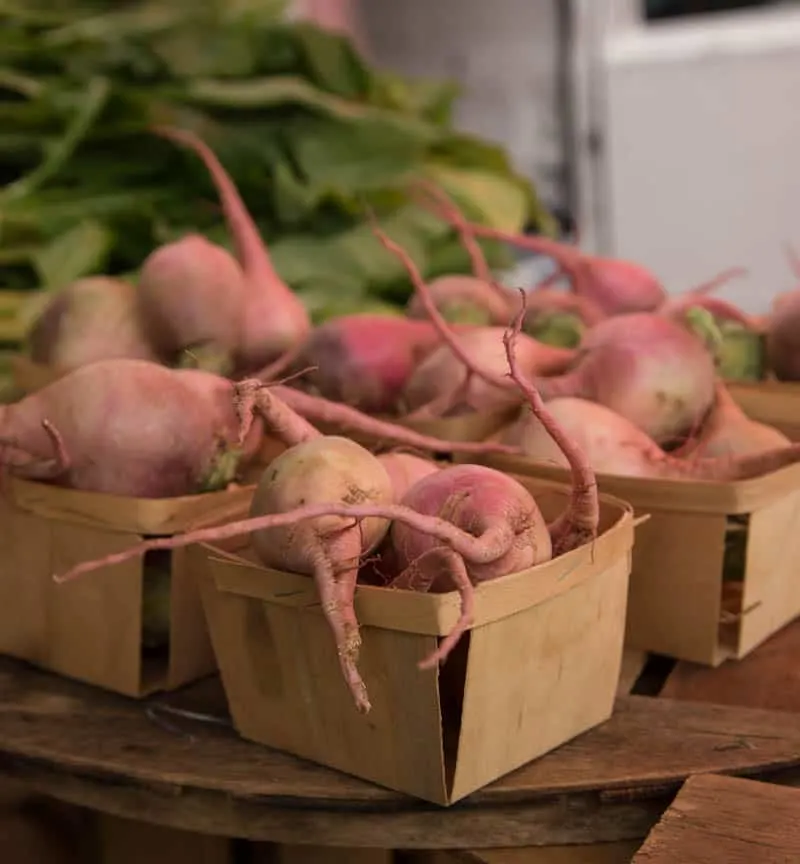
[{"x1": 49, "y1": 303, "x2": 601, "y2": 714}]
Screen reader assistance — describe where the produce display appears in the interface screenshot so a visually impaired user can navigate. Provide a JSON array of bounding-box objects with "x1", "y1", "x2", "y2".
[{"x1": 3, "y1": 4, "x2": 800, "y2": 803}]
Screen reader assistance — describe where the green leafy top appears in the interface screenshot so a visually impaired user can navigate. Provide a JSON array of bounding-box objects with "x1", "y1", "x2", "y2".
[{"x1": 0, "y1": 0, "x2": 556, "y2": 339}]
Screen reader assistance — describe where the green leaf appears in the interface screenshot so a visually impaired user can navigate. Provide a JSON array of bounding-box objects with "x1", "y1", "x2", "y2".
[
  {"x1": 271, "y1": 160, "x2": 320, "y2": 225},
  {"x1": 424, "y1": 164, "x2": 529, "y2": 233},
  {"x1": 1, "y1": 76, "x2": 110, "y2": 202},
  {"x1": 291, "y1": 116, "x2": 428, "y2": 191},
  {"x1": 32, "y1": 219, "x2": 114, "y2": 287},
  {"x1": 289, "y1": 22, "x2": 370, "y2": 99},
  {"x1": 183, "y1": 75, "x2": 441, "y2": 143}
]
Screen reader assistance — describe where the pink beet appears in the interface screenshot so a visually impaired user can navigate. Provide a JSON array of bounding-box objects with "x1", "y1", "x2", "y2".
[
  {"x1": 402, "y1": 326, "x2": 574, "y2": 416},
  {"x1": 677, "y1": 382, "x2": 789, "y2": 459},
  {"x1": 0, "y1": 359, "x2": 264, "y2": 497},
  {"x1": 406, "y1": 274, "x2": 513, "y2": 325},
  {"x1": 657, "y1": 267, "x2": 757, "y2": 327},
  {"x1": 501, "y1": 395, "x2": 800, "y2": 481},
  {"x1": 377, "y1": 451, "x2": 441, "y2": 501},
  {"x1": 259, "y1": 313, "x2": 447, "y2": 414},
  {"x1": 369, "y1": 223, "x2": 575, "y2": 417},
  {"x1": 27, "y1": 277, "x2": 158, "y2": 371},
  {"x1": 535, "y1": 312, "x2": 717, "y2": 444},
  {"x1": 412, "y1": 206, "x2": 666, "y2": 316},
  {"x1": 136, "y1": 234, "x2": 246, "y2": 373},
  {"x1": 154, "y1": 126, "x2": 310, "y2": 370}
]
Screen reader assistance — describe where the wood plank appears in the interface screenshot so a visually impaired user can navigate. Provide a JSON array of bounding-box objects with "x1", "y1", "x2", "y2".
[
  {"x1": 2, "y1": 659, "x2": 800, "y2": 847},
  {"x1": 458, "y1": 841, "x2": 640, "y2": 862},
  {"x1": 661, "y1": 616, "x2": 800, "y2": 712},
  {"x1": 632, "y1": 773, "x2": 800, "y2": 862}
]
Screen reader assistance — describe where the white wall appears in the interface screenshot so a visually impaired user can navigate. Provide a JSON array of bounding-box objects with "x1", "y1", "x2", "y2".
[
  {"x1": 358, "y1": 0, "x2": 566, "y2": 208},
  {"x1": 598, "y1": 3, "x2": 800, "y2": 311}
]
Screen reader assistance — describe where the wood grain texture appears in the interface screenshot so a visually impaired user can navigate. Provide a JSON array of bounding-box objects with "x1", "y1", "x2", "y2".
[
  {"x1": 632, "y1": 773, "x2": 800, "y2": 862},
  {"x1": 457, "y1": 841, "x2": 640, "y2": 862},
  {"x1": 1, "y1": 660, "x2": 800, "y2": 848},
  {"x1": 661, "y1": 617, "x2": 800, "y2": 712}
]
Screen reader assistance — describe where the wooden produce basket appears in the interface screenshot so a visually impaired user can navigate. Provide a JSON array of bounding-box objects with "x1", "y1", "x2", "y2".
[
  {"x1": 191, "y1": 478, "x2": 634, "y2": 806},
  {"x1": 0, "y1": 477, "x2": 253, "y2": 697},
  {"x1": 727, "y1": 378, "x2": 800, "y2": 441},
  {"x1": 478, "y1": 453, "x2": 800, "y2": 666}
]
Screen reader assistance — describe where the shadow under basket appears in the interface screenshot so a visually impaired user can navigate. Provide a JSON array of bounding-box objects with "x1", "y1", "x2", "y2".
[
  {"x1": 727, "y1": 378, "x2": 800, "y2": 441},
  {"x1": 0, "y1": 477, "x2": 254, "y2": 697},
  {"x1": 478, "y1": 454, "x2": 800, "y2": 667},
  {"x1": 191, "y1": 478, "x2": 634, "y2": 806}
]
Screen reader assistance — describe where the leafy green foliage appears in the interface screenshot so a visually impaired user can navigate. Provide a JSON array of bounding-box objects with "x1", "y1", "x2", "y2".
[{"x1": 0, "y1": 0, "x2": 555, "y2": 341}]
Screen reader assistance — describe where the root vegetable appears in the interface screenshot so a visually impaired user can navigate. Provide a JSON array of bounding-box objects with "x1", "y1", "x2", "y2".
[
  {"x1": 406, "y1": 181, "x2": 514, "y2": 325},
  {"x1": 406, "y1": 275, "x2": 513, "y2": 325},
  {"x1": 258, "y1": 314, "x2": 447, "y2": 414},
  {"x1": 154, "y1": 126, "x2": 310, "y2": 369},
  {"x1": 248, "y1": 433, "x2": 395, "y2": 712},
  {"x1": 414, "y1": 210, "x2": 667, "y2": 315},
  {"x1": 369, "y1": 223, "x2": 574, "y2": 417},
  {"x1": 535, "y1": 312, "x2": 717, "y2": 444},
  {"x1": 0, "y1": 359, "x2": 264, "y2": 497},
  {"x1": 136, "y1": 234, "x2": 246, "y2": 374},
  {"x1": 501, "y1": 395, "x2": 800, "y2": 481},
  {"x1": 377, "y1": 451, "x2": 441, "y2": 501},
  {"x1": 676, "y1": 382, "x2": 789, "y2": 459},
  {"x1": 272, "y1": 384, "x2": 528, "y2": 457},
  {"x1": 403, "y1": 327, "x2": 574, "y2": 416},
  {"x1": 521, "y1": 289, "x2": 606, "y2": 349},
  {"x1": 26, "y1": 277, "x2": 157, "y2": 370}
]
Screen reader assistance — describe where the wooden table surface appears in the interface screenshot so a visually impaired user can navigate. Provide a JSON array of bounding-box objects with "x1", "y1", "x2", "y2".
[{"x1": 2, "y1": 656, "x2": 800, "y2": 851}]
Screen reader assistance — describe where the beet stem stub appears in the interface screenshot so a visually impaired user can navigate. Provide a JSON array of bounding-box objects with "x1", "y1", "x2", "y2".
[{"x1": 503, "y1": 291, "x2": 600, "y2": 555}]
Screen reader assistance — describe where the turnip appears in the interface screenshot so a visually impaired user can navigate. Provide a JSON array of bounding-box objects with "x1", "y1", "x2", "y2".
[
  {"x1": 535, "y1": 312, "x2": 717, "y2": 445},
  {"x1": 501, "y1": 395, "x2": 800, "y2": 481},
  {"x1": 368, "y1": 224, "x2": 574, "y2": 417},
  {"x1": 0, "y1": 359, "x2": 265, "y2": 497},
  {"x1": 136, "y1": 234, "x2": 246, "y2": 374},
  {"x1": 26, "y1": 277, "x2": 158, "y2": 371},
  {"x1": 257, "y1": 314, "x2": 447, "y2": 414},
  {"x1": 154, "y1": 126, "x2": 310, "y2": 370}
]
